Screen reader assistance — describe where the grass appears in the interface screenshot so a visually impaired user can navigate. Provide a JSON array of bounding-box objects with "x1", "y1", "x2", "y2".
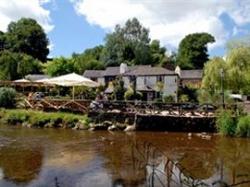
[
  {"x1": 0, "y1": 109, "x2": 89, "y2": 128},
  {"x1": 236, "y1": 115, "x2": 250, "y2": 137},
  {"x1": 216, "y1": 109, "x2": 237, "y2": 136}
]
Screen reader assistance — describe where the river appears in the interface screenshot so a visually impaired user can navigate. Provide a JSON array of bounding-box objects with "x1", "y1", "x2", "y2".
[{"x1": 0, "y1": 126, "x2": 249, "y2": 187}]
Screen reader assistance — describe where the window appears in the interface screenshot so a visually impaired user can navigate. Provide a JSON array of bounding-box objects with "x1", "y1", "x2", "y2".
[{"x1": 157, "y1": 76, "x2": 164, "y2": 82}]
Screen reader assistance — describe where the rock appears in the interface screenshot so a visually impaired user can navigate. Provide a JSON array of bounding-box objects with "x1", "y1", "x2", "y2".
[
  {"x1": 116, "y1": 123, "x2": 126, "y2": 130},
  {"x1": 124, "y1": 125, "x2": 136, "y2": 132},
  {"x1": 108, "y1": 125, "x2": 119, "y2": 131},
  {"x1": 88, "y1": 127, "x2": 95, "y2": 131},
  {"x1": 73, "y1": 121, "x2": 89, "y2": 130},
  {"x1": 103, "y1": 121, "x2": 113, "y2": 127}
]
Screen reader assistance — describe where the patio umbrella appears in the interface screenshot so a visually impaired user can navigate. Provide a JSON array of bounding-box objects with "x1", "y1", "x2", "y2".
[{"x1": 42, "y1": 73, "x2": 99, "y2": 99}]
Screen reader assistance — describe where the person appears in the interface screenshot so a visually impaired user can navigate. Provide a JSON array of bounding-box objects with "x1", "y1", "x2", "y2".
[
  {"x1": 90, "y1": 94, "x2": 104, "y2": 111},
  {"x1": 28, "y1": 92, "x2": 33, "y2": 100}
]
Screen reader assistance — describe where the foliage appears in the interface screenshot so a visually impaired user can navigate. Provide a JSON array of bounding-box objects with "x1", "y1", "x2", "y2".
[
  {"x1": 72, "y1": 87, "x2": 96, "y2": 100},
  {"x1": 201, "y1": 57, "x2": 227, "y2": 94},
  {"x1": 176, "y1": 33, "x2": 215, "y2": 69},
  {"x1": 103, "y1": 18, "x2": 153, "y2": 66},
  {"x1": 72, "y1": 52, "x2": 105, "y2": 74},
  {"x1": 113, "y1": 77, "x2": 126, "y2": 100},
  {"x1": 0, "y1": 109, "x2": 89, "y2": 128},
  {"x1": 17, "y1": 53, "x2": 42, "y2": 78},
  {"x1": 45, "y1": 57, "x2": 74, "y2": 76},
  {"x1": 0, "y1": 50, "x2": 42, "y2": 80},
  {"x1": 201, "y1": 46, "x2": 250, "y2": 98},
  {"x1": 236, "y1": 115, "x2": 250, "y2": 137},
  {"x1": 150, "y1": 40, "x2": 166, "y2": 65},
  {"x1": 124, "y1": 87, "x2": 142, "y2": 100},
  {"x1": 0, "y1": 87, "x2": 16, "y2": 108},
  {"x1": 4, "y1": 18, "x2": 49, "y2": 62},
  {"x1": 179, "y1": 94, "x2": 189, "y2": 102},
  {"x1": 226, "y1": 47, "x2": 250, "y2": 94},
  {"x1": 178, "y1": 85, "x2": 198, "y2": 102},
  {"x1": 163, "y1": 95, "x2": 175, "y2": 103},
  {"x1": 0, "y1": 51, "x2": 19, "y2": 80},
  {"x1": 216, "y1": 109, "x2": 236, "y2": 136}
]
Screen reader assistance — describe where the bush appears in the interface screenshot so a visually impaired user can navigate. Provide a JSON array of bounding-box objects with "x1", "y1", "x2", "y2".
[
  {"x1": 216, "y1": 109, "x2": 236, "y2": 136},
  {"x1": 124, "y1": 88, "x2": 142, "y2": 100},
  {"x1": 0, "y1": 109, "x2": 89, "y2": 128},
  {"x1": 179, "y1": 94, "x2": 189, "y2": 102},
  {"x1": 236, "y1": 115, "x2": 250, "y2": 137},
  {"x1": 163, "y1": 95, "x2": 175, "y2": 103},
  {"x1": 0, "y1": 87, "x2": 16, "y2": 108}
]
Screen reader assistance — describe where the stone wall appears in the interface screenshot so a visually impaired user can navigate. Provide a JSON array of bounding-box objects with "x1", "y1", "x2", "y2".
[{"x1": 88, "y1": 112, "x2": 216, "y2": 132}]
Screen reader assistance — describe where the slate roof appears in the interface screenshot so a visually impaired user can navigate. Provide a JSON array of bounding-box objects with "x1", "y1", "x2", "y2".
[
  {"x1": 124, "y1": 66, "x2": 175, "y2": 76},
  {"x1": 25, "y1": 74, "x2": 50, "y2": 82},
  {"x1": 84, "y1": 65, "x2": 176, "y2": 78},
  {"x1": 180, "y1": 70, "x2": 203, "y2": 79},
  {"x1": 83, "y1": 70, "x2": 104, "y2": 78}
]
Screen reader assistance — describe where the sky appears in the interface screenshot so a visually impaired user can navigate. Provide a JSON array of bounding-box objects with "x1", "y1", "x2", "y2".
[{"x1": 0, "y1": 0, "x2": 250, "y2": 58}]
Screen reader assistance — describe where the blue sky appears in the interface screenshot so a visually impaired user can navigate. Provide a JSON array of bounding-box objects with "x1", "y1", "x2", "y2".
[{"x1": 1, "y1": 0, "x2": 250, "y2": 58}]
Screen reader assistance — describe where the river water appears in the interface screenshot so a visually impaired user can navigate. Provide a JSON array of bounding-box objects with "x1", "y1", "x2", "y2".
[{"x1": 0, "y1": 126, "x2": 249, "y2": 187}]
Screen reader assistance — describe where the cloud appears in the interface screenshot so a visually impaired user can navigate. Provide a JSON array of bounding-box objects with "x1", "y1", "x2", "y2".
[
  {"x1": 71, "y1": 0, "x2": 250, "y2": 49},
  {"x1": 0, "y1": 0, "x2": 54, "y2": 33}
]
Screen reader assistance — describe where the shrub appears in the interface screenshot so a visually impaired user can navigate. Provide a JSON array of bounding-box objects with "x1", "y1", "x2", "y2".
[
  {"x1": 124, "y1": 88, "x2": 142, "y2": 100},
  {"x1": 179, "y1": 94, "x2": 189, "y2": 102},
  {"x1": 236, "y1": 115, "x2": 250, "y2": 137},
  {"x1": 0, "y1": 87, "x2": 16, "y2": 108},
  {"x1": 163, "y1": 95, "x2": 175, "y2": 103},
  {"x1": 216, "y1": 109, "x2": 236, "y2": 136}
]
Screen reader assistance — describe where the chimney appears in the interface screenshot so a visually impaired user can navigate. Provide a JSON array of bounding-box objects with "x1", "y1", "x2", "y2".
[{"x1": 120, "y1": 63, "x2": 128, "y2": 74}]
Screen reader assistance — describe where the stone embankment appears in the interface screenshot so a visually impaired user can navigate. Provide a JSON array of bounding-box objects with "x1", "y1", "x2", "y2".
[{"x1": 88, "y1": 111, "x2": 216, "y2": 132}]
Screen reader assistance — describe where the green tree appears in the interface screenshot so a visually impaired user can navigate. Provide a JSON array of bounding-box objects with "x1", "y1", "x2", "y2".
[
  {"x1": 45, "y1": 57, "x2": 74, "y2": 76},
  {"x1": 150, "y1": 40, "x2": 166, "y2": 65},
  {"x1": 0, "y1": 31, "x2": 6, "y2": 51},
  {"x1": 103, "y1": 18, "x2": 152, "y2": 66},
  {"x1": 0, "y1": 51, "x2": 42, "y2": 80},
  {"x1": 201, "y1": 57, "x2": 227, "y2": 94},
  {"x1": 5, "y1": 18, "x2": 49, "y2": 62},
  {"x1": 17, "y1": 54, "x2": 42, "y2": 78},
  {"x1": 0, "y1": 51, "x2": 18, "y2": 80},
  {"x1": 177, "y1": 33, "x2": 215, "y2": 69},
  {"x1": 226, "y1": 47, "x2": 250, "y2": 94},
  {"x1": 72, "y1": 52, "x2": 105, "y2": 74}
]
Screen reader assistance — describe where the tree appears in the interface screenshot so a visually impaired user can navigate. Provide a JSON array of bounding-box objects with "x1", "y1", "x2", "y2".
[
  {"x1": 201, "y1": 57, "x2": 227, "y2": 95},
  {"x1": 150, "y1": 40, "x2": 166, "y2": 65},
  {"x1": 72, "y1": 51, "x2": 105, "y2": 74},
  {"x1": 226, "y1": 47, "x2": 250, "y2": 94},
  {"x1": 103, "y1": 18, "x2": 152, "y2": 66},
  {"x1": 177, "y1": 33, "x2": 215, "y2": 69},
  {"x1": 5, "y1": 18, "x2": 49, "y2": 62},
  {"x1": 17, "y1": 54, "x2": 42, "y2": 78},
  {"x1": 45, "y1": 57, "x2": 74, "y2": 76},
  {"x1": 0, "y1": 51, "x2": 19, "y2": 80},
  {"x1": 0, "y1": 50, "x2": 42, "y2": 80}
]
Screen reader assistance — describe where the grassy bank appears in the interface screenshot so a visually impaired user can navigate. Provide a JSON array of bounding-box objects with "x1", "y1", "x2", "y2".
[{"x1": 0, "y1": 109, "x2": 89, "y2": 128}]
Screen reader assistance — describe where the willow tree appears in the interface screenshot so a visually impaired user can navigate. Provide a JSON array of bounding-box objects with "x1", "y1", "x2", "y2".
[{"x1": 226, "y1": 47, "x2": 250, "y2": 94}]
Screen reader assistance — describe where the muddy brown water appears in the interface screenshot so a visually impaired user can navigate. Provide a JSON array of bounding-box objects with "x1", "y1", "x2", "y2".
[{"x1": 0, "y1": 126, "x2": 249, "y2": 187}]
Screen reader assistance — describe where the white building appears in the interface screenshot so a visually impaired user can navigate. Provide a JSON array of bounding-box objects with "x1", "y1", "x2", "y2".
[{"x1": 84, "y1": 64, "x2": 178, "y2": 101}]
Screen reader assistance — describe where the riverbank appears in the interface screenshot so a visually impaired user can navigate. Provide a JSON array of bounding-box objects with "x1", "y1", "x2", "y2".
[
  {"x1": 0, "y1": 109, "x2": 216, "y2": 132},
  {"x1": 0, "y1": 109, "x2": 89, "y2": 129}
]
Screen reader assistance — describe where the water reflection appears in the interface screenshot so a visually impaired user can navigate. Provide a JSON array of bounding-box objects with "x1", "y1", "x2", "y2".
[{"x1": 0, "y1": 127, "x2": 249, "y2": 187}]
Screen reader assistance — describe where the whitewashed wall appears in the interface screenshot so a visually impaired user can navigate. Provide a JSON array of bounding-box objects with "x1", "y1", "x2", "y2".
[{"x1": 97, "y1": 77, "x2": 105, "y2": 85}]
